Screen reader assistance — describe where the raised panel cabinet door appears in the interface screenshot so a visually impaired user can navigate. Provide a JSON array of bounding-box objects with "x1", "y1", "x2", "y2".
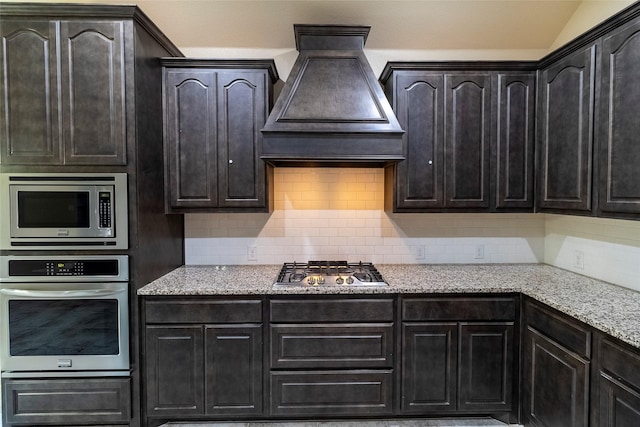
[
  {"x1": 523, "y1": 327, "x2": 590, "y2": 427},
  {"x1": 145, "y1": 326, "x2": 204, "y2": 417},
  {"x1": 204, "y1": 324, "x2": 263, "y2": 416},
  {"x1": 164, "y1": 69, "x2": 218, "y2": 209},
  {"x1": 444, "y1": 73, "x2": 491, "y2": 209},
  {"x1": 0, "y1": 20, "x2": 61, "y2": 165},
  {"x1": 598, "y1": 20, "x2": 640, "y2": 215},
  {"x1": 393, "y1": 72, "x2": 444, "y2": 209},
  {"x1": 217, "y1": 71, "x2": 268, "y2": 208},
  {"x1": 401, "y1": 322, "x2": 458, "y2": 413},
  {"x1": 458, "y1": 322, "x2": 514, "y2": 412},
  {"x1": 494, "y1": 72, "x2": 535, "y2": 210},
  {"x1": 537, "y1": 45, "x2": 596, "y2": 212},
  {"x1": 59, "y1": 21, "x2": 126, "y2": 165}
]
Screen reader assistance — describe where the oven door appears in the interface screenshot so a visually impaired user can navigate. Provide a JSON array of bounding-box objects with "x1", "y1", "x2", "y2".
[{"x1": 0, "y1": 282, "x2": 129, "y2": 373}]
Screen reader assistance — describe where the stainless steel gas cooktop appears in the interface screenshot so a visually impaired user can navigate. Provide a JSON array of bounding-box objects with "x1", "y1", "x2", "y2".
[{"x1": 273, "y1": 260, "x2": 387, "y2": 287}]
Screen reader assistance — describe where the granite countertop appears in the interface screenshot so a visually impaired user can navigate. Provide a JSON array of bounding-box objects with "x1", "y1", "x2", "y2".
[{"x1": 138, "y1": 263, "x2": 640, "y2": 349}]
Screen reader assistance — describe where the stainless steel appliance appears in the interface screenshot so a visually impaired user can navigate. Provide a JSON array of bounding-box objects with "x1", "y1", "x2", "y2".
[
  {"x1": 0, "y1": 173, "x2": 128, "y2": 250},
  {"x1": 0, "y1": 255, "x2": 129, "y2": 377},
  {"x1": 273, "y1": 260, "x2": 388, "y2": 287}
]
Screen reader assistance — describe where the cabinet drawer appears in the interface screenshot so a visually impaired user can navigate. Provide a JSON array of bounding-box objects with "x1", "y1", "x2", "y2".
[
  {"x1": 3, "y1": 378, "x2": 130, "y2": 425},
  {"x1": 526, "y1": 301, "x2": 591, "y2": 358},
  {"x1": 270, "y1": 298, "x2": 394, "y2": 322},
  {"x1": 270, "y1": 370, "x2": 393, "y2": 417},
  {"x1": 402, "y1": 297, "x2": 516, "y2": 321},
  {"x1": 599, "y1": 336, "x2": 640, "y2": 390},
  {"x1": 145, "y1": 299, "x2": 262, "y2": 323},
  {"x1": 271, "y1": 324, "x2": 394, "y2": 369}
]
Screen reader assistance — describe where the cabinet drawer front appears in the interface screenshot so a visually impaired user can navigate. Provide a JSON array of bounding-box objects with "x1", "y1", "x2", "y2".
[
  {"x1": 270, "y1": 298, "x2": 394, "y2": 322},
  {"x1": 599, "y1": 337, "x2": 640, "y2": 390},
  {"x1": 526, "y1": 301, "x2": 591, "y2": 358},
  {"x1": 145, "y1": 299, "x2": 262, "y2": 323},
  {"x1": 270, "y1": 370, "x2": 393, "y2": 417},
  {"x1": 3, "y1": 378, "x2": 130, "y2": 425},
  {"x1": 402, "y1": 297, "x2": 516, "y2": 321},
  {"x1": 271, "y1": 324, "x2": 394, "y2": 369}
]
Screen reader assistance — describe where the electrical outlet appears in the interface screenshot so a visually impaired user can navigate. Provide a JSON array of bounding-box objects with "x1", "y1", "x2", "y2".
[
  {"x1": 474, "y1": 244, "x2": 485, "y2": 259},
  {"x1": 574, "y1": 250, "x2": 584, "y2": 269},
  {"x1": 416, "y1": 245, "x2": 426, "y2": 260},
  {"x1": 247, "y1": 245, "x2": 258, "y2": 262}
]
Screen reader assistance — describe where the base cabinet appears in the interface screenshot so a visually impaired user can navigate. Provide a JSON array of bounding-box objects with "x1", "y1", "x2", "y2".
[
  {"x1": 523, "y1": 300, "x2": 591, "y2": 427},
  {"x1": 401, "y1": 297, "x2": 517, "y2": 415},
  {"x1": 2, "y1": 378, "x2": 131, "y2": 426},
  {"x1": 143, "y1": 298, "x2": 263, "y2": 424}
]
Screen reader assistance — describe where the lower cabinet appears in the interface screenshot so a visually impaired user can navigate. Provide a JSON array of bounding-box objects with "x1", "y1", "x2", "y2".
[
  {"x1": 401, "y1": 296, "x2": 517, "y2": 416},
  {"x1": 143, "y1": 298, "x2": 263, "y2": 424},
  {"x1": 2, "y1": 377, "x2": 131, "y2": 426},
  {"x1": 592, "y1": 334, "x2": 640, "y2": 427},
  {"x1": 522, "y1": 299, "x2": 591, "y2": 427},
  {"x1": 268, "y1": 297, "x2": 395, "y2": 417}
]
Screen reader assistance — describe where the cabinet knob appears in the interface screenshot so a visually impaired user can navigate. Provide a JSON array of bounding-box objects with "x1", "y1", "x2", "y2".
[
  {"x1": 428, "y1": 160, "x2": 433, "y2": 165},
  {"x1": 229, "y1": 159, "x2": 233, "y2": 164}
]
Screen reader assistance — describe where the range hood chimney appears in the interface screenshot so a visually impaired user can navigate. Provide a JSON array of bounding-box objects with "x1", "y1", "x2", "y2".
[{"x1": 261, "y1": 25, "x2": 404, "y2": 166}]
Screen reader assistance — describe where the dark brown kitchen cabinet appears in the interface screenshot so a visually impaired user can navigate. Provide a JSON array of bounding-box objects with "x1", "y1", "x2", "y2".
[
  {"x1": 269, "y1": 297, "x2": 395, "y2": 417},
  {"x1": 597, "y1": 18, "x2": 640, "y2": 217},
  {"x1": 592, "y1": 334, "x2": 640, "y2": 427},
  {"x1": 537, "y1": 44, "x2": 597, "y2": 213},
  {"x1": 493, "y1": 72, "x2": 536, "y2": 210},
  {"x1": 143, "y1": 298, "x2": 263, "y2": 424},
  {"x1": 523, "y1": 299, "x2": 591, "y2": 427},
  {"x1": 162, "y1": 60, "x2": 277, "y2": 212},
  {"x1": 2, "y1": 378, "x2": 131, "y2": 425},
  {"x1": 381, "y1": 64, "x2": 535, "y2": 213},
  {"x1": 0, "y1": 18, "x2": 126, "y2": 165},
  {"x1": 400, "y1": 296, "x2": 517, "y2": 418}
]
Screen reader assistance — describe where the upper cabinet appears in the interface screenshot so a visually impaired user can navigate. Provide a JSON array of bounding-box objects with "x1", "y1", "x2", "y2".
[
  {"x1": 597, "y1": 18, "x2": 640, "y2": 217},
  {"x1": 536, "y1": 44, "x2": 597, "y2": 214},
  {"x1": 162, "y1": 60, "x2": 278, "y2": 212},
  {"x1": 0, "y1": 19, "x2": 127, "y2": 165},
  {"x1": 381, "y1": 65, "x2": 535, "y2": 213}
]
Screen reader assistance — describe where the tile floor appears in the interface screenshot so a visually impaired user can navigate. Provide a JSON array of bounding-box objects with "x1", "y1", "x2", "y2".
[{"x1": 164, "y1": 419, "x2": 523, "y2": 427}]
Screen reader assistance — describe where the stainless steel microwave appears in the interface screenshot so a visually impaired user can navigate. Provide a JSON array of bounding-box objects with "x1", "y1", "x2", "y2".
[{"x1": 0, "y1": 173, "x2": 128, "y2": 250}]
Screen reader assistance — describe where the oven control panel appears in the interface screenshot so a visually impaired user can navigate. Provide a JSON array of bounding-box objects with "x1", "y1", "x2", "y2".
[{"x1": 0, "y1": 255, "x2": 128, "y2": 281}]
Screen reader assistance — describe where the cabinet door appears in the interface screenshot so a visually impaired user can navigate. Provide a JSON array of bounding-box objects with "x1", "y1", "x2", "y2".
[
  {"x1": 145, "y1": 326, "x2": 204, "y2": 416},
  {"x1": 393, "y1": 72, "x2": 444, "y2": 209},
  {"x1": 537, "y1": 45, "x2": 596, "y2": 212},
  {"x1": 523, "y1": 327, "x2": 590, "y2": 427},
  {"x1": 217, "y1": 71, "x2": 268, "y2": 208},
  {"x1": 598, "y1": 20, "x2": 640, "y2": 215},
  {"x1": 458, "y1": 322, "x2": 514, "y2": 412},
  {"x1": 0, "y1": 20, "x2": 61, "y2": 165},
  {"x1": 493, "y1": 72, "x2": 535, "y2": 210},
  {"x1": 205, "y1": 324, "x2": 263, "y2": 416},
  {"x1": 164, "y1": 69, "x2": 218, "y2": 209},
  {"x1": 59, "y1": 21, "x2": 126, "y2": 165},
  {"x1": 401, "y1": 322, "x2": 457, "y2": 413},
  {"x1": 444, "y1": 73, "x2": 491, "y2": 209},
  {"x1": 594, "y1": 336, "x2": 640, "y2": 427}
]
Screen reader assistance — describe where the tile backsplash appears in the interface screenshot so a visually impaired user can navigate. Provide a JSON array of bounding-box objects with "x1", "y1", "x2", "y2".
[{"x1": 185, "y1": 168, "x2": 545, "y2": 265}]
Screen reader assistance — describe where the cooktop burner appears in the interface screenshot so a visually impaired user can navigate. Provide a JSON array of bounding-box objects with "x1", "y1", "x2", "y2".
[{"x1": 273, "y1": 260, "x2": 387, "y2": 287}]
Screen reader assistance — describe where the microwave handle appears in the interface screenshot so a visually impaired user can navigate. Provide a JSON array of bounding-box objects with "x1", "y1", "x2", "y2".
[{"x1": 0, "y1": 288, "x2": 124, "y2": 298}]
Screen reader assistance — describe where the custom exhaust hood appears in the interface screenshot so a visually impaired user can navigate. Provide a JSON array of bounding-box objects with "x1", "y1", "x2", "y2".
[{"x1": 261, "y1": 25, "x2": 405, "y2": 166}]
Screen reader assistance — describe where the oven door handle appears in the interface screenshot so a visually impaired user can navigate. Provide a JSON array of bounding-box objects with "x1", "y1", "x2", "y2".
[{"x1": 0, "y1": 288, "x2": 123, "y2": 298}]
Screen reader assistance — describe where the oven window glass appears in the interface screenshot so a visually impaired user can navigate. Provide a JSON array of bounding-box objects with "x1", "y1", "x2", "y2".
[
  {"x1": 17, "y1": 191, "x2": 90, "y2": 228},
  {"x1": 8, "y1": 299, "x2": 119, "y2": 355}
]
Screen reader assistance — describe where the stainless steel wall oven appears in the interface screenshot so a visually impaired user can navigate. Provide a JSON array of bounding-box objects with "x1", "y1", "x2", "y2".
[{"x1": 0, "y1": 255, "x2": 129, "y2": 377}]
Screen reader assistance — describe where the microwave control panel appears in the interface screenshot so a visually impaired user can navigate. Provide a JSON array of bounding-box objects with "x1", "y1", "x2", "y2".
[{"x1": 98, "y1": 191, "x2": 112, "y2": 229}]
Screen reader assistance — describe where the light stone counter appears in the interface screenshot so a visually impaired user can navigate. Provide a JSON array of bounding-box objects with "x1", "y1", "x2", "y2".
[{"x1": 138, "y1": 263, "x2": 640, "y2": 349}]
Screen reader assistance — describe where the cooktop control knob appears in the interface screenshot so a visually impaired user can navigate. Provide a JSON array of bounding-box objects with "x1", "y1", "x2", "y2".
[
  {"x1": 346, "y1": 276, "x2": 354, "y2": 284},
  {"x1": 307, "y1": 276, "x2": 316, "y2": 285},
  {"x1": 317, "y1": 276, "x2": 325, "y2": 285},
  {"x1": 336, "y1": 276, "x2": 344, "y2": 285}
]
